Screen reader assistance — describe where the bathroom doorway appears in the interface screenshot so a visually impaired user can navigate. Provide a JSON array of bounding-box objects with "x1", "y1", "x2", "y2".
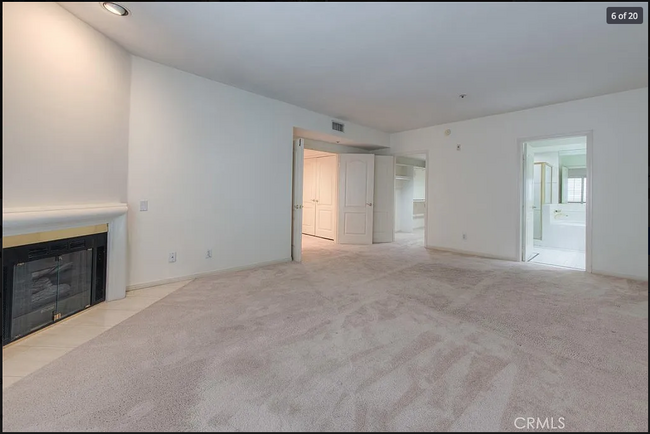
[
  {"x1": 394, "y1": 153, "x2": 427, "y2": 246},
  {"x1": 520, "y1": 134, "x2": 591, "y2": 270}
]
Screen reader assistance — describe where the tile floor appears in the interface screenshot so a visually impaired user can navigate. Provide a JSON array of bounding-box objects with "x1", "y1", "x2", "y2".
[
  {"x1": 2, "y1": 280, "x2": 192, "y2": 389},
  {"x1": 529, "y1": 246, "x2": 586, "y2": 270}
]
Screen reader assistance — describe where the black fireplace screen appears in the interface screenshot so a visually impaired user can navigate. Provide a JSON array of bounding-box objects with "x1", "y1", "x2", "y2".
[{"x1": 2, "y1": 232, "x2": 107, "y2": 345}]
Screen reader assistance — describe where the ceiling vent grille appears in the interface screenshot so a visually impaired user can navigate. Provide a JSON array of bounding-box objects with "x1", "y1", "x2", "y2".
[{"x1": 332, "y1": 121, "x2": 345, "y2": 133}]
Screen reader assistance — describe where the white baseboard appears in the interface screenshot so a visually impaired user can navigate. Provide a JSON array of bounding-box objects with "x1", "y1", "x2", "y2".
[
  {"x1": 590, "y1": 268, "x2": 648, "y2": 282},
  {"x1": 426, "y1": 246, "x2": 647, "y2": 282},
  {"x1": 425, "y1": 245, "x2": 517, "y2": 262},
  {"x1": 127, "y1": 257, "x2": 293, "y2": 291}
]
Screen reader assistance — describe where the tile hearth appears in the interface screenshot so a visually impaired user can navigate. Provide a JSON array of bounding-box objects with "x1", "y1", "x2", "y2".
[{"x1": 2, "y1": 280, "x2": 192, "y2": 389}]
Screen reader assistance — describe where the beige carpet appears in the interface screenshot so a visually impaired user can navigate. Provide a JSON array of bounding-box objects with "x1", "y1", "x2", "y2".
[{"x1": 2, "y1": 233, "x2": 648, "y2": 431}]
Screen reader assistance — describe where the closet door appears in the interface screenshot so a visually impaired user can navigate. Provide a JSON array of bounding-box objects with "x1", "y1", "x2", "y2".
[
  {"x1": 315, "y1": 155, "x2": 337, "y2": 240},
  {"x1": 373, "y1": 155, "x2": 395, "y2": 243},
  {"x1": 302, "y1": 158, "x2": 317, "y2": 236},
  {"x1": 338, "y1": 154, "x2": 375, "y2": 244}
]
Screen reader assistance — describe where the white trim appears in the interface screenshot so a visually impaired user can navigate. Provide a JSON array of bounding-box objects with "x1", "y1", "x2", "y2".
[
  {"x1": 291, "y1": 138, "x2": 305, "y2": 261},
  {"x1": 516, "y1": 131, "x2": 592, "y2": 272},
  {"x1": 584, "y1": 132, "x2": 593, "y2": 273},
  {"x1": 127, "y1": 258, "x2": 292, "y2": 291},
  {"x1": 2, "y1": 203, "x2": 129, "y2": 301},
  {"x1": 392, "y1": 150, "x2": 429, "y2": 247},
  {"x1": 2, "y1": 203, "x2": 127, "y2": 235},
  {"x1": 426, "y1": 246, "x2": 515, "y2": 262},
  {"x1": 591, "y1": 269, "x2": 648, "y2": 282},
  {"x1": 334, "y1": 154, "x2": 340, "y2": 244},
  {"x1": 519, "y1": 141, "x2": 528, "y2": 261}
]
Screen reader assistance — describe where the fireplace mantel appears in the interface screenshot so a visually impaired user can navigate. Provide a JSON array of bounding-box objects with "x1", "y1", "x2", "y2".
[{"x1": 2, "y1": 203, "x2": 128, "y2": 301}]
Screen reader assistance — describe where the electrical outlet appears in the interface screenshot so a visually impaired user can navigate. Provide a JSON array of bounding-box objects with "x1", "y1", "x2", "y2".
[
  {"x1": 456, "y1": 144, "x2": 461, "y2": 151},
  {"x1": 462, "y1": 233, "x2": 467, "y2": 240},
  {"x1": 168, "y1": 252, "x2": 176, "y2": 263},
  {"x1": 206, "y1": 249, "x2": 212, "y2": 259},
  {"x1": 140, "y1": 200, "x2": 148, "y2": 211}
]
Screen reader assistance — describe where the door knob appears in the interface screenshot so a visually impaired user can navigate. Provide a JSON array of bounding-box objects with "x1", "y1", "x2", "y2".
[
  {"x1": 366, "y1": 202, "x2": 373, "y2": 206},
  {"x1": 315, "y1": 199, "x2": 319, "y2": 203}
]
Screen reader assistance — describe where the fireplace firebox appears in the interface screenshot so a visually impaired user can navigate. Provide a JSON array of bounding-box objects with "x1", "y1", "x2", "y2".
[{"x1": 2, "y1": 232, "x2": 107, "y2": 345}]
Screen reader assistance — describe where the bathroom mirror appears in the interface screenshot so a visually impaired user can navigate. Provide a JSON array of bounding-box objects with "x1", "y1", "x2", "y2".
[{"x1": 558, "y1": 149, "x2": 587, "y2": 204}]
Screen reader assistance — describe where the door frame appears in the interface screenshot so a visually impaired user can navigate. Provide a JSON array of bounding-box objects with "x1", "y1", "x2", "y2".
[
  {"x1": 292, "y1": 141, "x2": 341, "y2": 261},
  {"x1": 517, "y1": 131, "x2": 593, "y2": 272},
  {"x1": 291, "y1": 138, "x2": 305, "y2": 262},
  {"x1": 392, "y1": 150, "x2": 429, "y2": 247}
]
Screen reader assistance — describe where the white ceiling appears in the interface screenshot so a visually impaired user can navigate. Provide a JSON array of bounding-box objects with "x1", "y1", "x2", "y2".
[
  {"x1": 396, "y1": 155, "x2": 426, "y2": 166},
  {"x1": 293, "y1": 127, "x2": 384, "y2": 149},
  {"x1": 60, "y1": 2, "x2": 648, "y2": 133},
  {"x1": 304, "y1": 149, "x2": 334, "y2": 159},
  {"x1": 410, "y1": 154, "x2": 426, "y2": 161},
  {"x1": 528, "y1": 136, "x2": 587, "y2": 151},
  {"x1": 529, "y1": 136, "x2": 587, "y2": 154}
]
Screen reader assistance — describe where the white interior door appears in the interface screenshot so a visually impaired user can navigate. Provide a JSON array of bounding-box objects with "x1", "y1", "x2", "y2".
[
  {"x1": 302, "y1": 158, "x2": 317, "y2": 236},
  {"x1": 524, "y1": 143, "x2": 535, "y2": 261},
  {"x1": 315, "y1": 155, "x2": 337, "y2": 240},
  {"x1": 338, "y1": 154, "x2": 375, "y2": 244},
  {"x1": 373, "y1": 155, "x2": 395, "y2": 243},
  {"x1": 292, "y1": 138, "x2": 304, "y2": 262}
]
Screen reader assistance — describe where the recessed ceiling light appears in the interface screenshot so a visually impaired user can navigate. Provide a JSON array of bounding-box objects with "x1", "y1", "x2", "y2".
[{"x1": 101, "y1": 2, "x2": 129, "y2": 17}]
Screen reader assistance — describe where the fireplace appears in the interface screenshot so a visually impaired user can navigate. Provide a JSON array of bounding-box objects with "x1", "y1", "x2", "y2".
[{"x1": 2, "y1": 232, "x2": 107, "y2": 345}]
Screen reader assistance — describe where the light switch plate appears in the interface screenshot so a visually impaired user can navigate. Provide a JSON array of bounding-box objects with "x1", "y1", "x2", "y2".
[{"x1": 140, "y1": 200, "x2": 148, "y2": 211}]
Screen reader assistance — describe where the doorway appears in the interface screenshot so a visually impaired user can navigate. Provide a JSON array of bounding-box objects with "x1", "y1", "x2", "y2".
[
  {"x1": 291, "y1": 136, "x2": 379, "y2": 262},
  {"x1": 520, "y1": 133, "x2": 591, "y2": 271},
  {"x1": 394, "y1": 153, "x2": 427, "y2": 246},
  {"x1": 302, "y1": 149, "x2": 338, "y2": 242}
]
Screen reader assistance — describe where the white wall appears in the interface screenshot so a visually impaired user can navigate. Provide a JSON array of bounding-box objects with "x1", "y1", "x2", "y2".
[
  {"x1": 2, "y1": 2, "x2": 131, "y2": 208},
  {"x1": 560, "y1": 154, "x2": 587, "y2": 168},
  {"x1": 413, "y1": 166, "x2": 426, "y2": 200},
  {"x1": 128, "y1": 57, "x2": 389, "y2": 287},
  {"x1": 390, "y1": 88, "x2": 648, "y2": 280},
  {"x1": 413, "y1": 166, "x2": 426, "y2": 230},
  {"x1": 394, "y1": 168, "x2": 415, "y2": 233}
]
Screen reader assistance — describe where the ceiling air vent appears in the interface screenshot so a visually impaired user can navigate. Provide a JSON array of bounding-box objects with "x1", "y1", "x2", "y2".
[{"x1": 332, "y1": 121, "x2": 345, "y2": 133}]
